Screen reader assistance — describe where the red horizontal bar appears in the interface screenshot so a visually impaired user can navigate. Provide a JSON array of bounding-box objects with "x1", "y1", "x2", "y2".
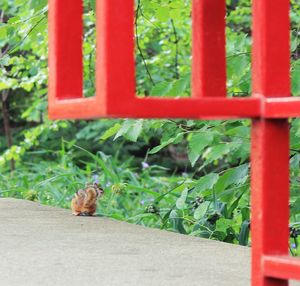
[
  {"x1": 128, "y1": 97, "x2": 261, "y2": 119},
  {"x1": 49, "y1": 93, "x2": 300, "y2": 120},
  {"x1": 48, "y1": 97, "x2": 105, "y2": 120},
  {"x1": 264, "y1": 255, "x2": 300, "y2": 281},
  {"x1": 49, "y1": 96, "x2": 261, "y2": 120},
  {"x1": 263, "y1": 97, "x2": 300, "y2": 118}
]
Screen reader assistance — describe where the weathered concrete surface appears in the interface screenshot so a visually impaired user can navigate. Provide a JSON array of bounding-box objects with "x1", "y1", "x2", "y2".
[{"x1": 0, "y1": 198, "x2": 299, "y2": 286}]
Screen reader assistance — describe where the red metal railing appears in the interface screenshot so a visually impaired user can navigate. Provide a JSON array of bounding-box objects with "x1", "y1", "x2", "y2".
[{"x1": 48, "y1": 1, "x2": 300, "y2": 285}]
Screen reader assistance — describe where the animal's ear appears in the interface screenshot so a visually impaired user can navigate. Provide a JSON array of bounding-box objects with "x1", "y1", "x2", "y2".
[{"x1": 96, "y1": 187, "x2": 104, "y2": 197}]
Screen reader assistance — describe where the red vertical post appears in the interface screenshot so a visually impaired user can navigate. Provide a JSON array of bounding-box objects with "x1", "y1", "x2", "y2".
[
  {"x1": 192, "y1": 0, "x2": 226, "y2": 98},
  {"x1": 48, "y1": 0, "x2": 83, "y2": 100},
  {"x1": 96, "y1": 0, "x2": 136, "y2": 114},
  {"x1": 251, "y1": 0, "x2": 290, "y2": 285},
  {"x1": 251, "y1": 120, "x2": 290, "y2": 286}
]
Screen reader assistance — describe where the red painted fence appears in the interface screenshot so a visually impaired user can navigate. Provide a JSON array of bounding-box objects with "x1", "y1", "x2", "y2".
[{"x1": 48, "y1": 1, "x2": 300, "y2": 285}]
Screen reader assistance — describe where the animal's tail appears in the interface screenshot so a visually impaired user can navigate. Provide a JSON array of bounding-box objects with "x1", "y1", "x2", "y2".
[
  {"x1": 84, "y1": 187, "x2": 98, "y2": 206},
  {"x1": 75, "y1": 189, "x2": 86, "y2": 200}
]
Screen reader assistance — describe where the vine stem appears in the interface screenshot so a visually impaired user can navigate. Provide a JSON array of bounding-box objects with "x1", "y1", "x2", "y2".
[
  {"x1": 171, "y1": 19, "x2": 179, "y2": 79},
  {"x1": 135, "y1": 0, "x2": 155, "y2": 86}
]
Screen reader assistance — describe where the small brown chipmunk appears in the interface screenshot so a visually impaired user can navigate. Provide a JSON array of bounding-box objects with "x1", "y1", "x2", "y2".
[{"x1": 71, "y1": 182, "x2": 104, "y2": 216}]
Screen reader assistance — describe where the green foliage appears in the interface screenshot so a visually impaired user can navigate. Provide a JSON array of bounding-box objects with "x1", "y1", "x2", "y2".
[{"x1": 1, "y1": 0, "x2": 300, "y2": 253}]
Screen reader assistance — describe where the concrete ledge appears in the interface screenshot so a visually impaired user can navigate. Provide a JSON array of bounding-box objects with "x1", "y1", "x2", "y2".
[{"x1": 0, "y1": 198, "x2": 299, "y2": 286}]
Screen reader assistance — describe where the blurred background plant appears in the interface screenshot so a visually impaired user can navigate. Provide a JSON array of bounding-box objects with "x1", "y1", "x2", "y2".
[{"x1": 1, "y1": 0, "x2": 300, "y2": 254}]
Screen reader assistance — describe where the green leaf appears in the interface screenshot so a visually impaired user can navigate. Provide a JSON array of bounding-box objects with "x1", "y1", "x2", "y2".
[
  {"x1": 188, "y1": 132, "x2": 214, "y2": 166},
  {"x1": 126, "y1": 120, "x2": 143, "y2": 142},
  {"x1": 0, "y1": 26, "x2": 7, "y2": 41},
  {"x1": 89, "y1": 0, "x2": 96, "y2": 11},
  {"x1": 114, "y1": 120, "x2": 132, "y2": 140},
  {"x1": 149, "y1": 132, "x2": 183, "y2": 154},
  {"x1": 100, "y1": 123, "x2": 121, "y2": 141},
  {"x1": 227, "y1": 54, "x2": 249, "y2": 80},
  {"x1": 202, "y1": 144, "x2": 232, "y2": 164},
  {"x1": 215, "y1": 218, "x2": 234, "y2": 233},
  {"x1": 176, "y1": 188, "x2": 188, "y2": 210},
  {"x1": 215, "y1": 164, "x2": 249, "y2": 194},
  {"x1": 154, "y1": 183, "x2": 186, "y2": 204},
  {"x1": 169, "y1": 209, "x2": 187, "y2": 234},
  {"x1": 167, "y1": 75, "x2": 190, "y2": 96},
  {"x1": 238, "y1": 220, "x2": 250, "y2": 246},
  {"x1": 151, "y1": 81, "x2": 172, "y2": 96},
  {"x1": 194, "y1": 201, "x2": 210, "y2": 220},
  {"x1": 292, "y1": 62, "x2": 300, "y2": 96},
  {"x1": 194, "y1": 173, "x2": 219, "y2": 194},
  {"x1": 228, "y1": 187, "x2": 248, "y2": 216},
  {"x1": 156, "y1": 7, "x2": 169, "y2": 21},
  {"x1": 7, "y1": 16, "x2": 20, "y2": 24},
  {"x1": 292, "y1": 36, "x2": 299, "y2": 52},
  {"x1": 291, "y1": 198, "x2": 300, "y2": 216},
  {"x1": 30, "y1": 0, "x2": 47, "y2": 11},
  {"x1": 114, "y1": 120, "x2": 143, "y2": 142}
]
